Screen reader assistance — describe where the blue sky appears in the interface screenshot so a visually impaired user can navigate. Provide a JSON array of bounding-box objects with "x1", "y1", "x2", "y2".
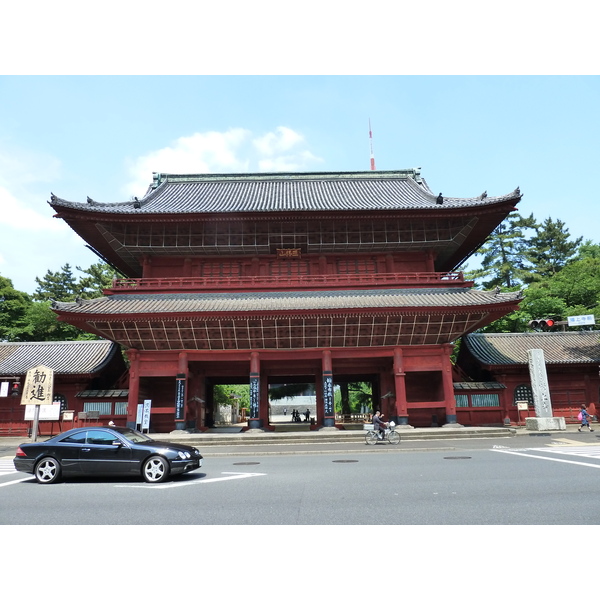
[{"x1": 2, "y1": 6, "x2": 599, "y2": 294}]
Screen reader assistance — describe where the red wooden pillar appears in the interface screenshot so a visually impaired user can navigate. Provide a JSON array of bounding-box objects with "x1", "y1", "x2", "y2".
[
  {"x1": 318, "y1": 255, "x2": 327, "y2": 274},
  {"x1": 126, "y1": 349, "x2": 140, "y2": 429},
  {"x1": 496, "y1": 372, "x2": 511, "y2": 424},
  {"x1": 188, "y1": 369, "x2": 206, "y2": 430},
  {"x1": 385, "y1": 254, "x2": 395, "y2": 273},
  {"x1": 441, "y1": 344, "x2": 458, "y2": 425},
  {"x1": 393, "y1": 348, "x2": 409, "y2": 425},
  {"x1": 260, "y1": 373, "x2": 269, "y2": 426},
  {"x1": 248, "y1": 352, "x2": 262, "y2": 429},
  {"x1": 378, "y1": 369, "x2": 393, "y2": 413}
]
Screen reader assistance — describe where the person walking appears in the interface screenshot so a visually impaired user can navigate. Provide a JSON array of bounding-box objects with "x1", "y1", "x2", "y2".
[{"x1": 578, "y1": 404, "x2": 594, "y2": 432}]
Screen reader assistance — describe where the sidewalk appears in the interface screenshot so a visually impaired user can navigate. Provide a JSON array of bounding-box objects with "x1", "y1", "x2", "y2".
[{"x1": 1, "y1": 422, "x2": 594, "y2": 453}]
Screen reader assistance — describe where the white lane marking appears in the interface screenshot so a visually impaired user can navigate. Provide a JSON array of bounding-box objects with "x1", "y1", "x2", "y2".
[
  {"x1": 491, "y1": 448, "x2": 600, "y2": 469},
  {"x1": 0, "y1": 458, "x2": 17, "y2": 477},
  {"x1": 0, "y1": 476, "x2": 34, "y2": 487},
  {"x1": 115, "y1": 471, "x2": 266, "y2": 489},
  {"x1": 539, "y1": 446, "x2": 600, "y2": 458}
]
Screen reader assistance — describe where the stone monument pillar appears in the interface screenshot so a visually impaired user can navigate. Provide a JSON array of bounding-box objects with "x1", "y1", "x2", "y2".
[{"x1": 525, "y1": 349, "x2": 565, "y2": 431}]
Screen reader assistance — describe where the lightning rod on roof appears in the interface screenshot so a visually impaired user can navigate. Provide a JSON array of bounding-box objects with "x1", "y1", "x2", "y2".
[{"x1": 369, "y1": 118, "x2": 376, "y2": 171}]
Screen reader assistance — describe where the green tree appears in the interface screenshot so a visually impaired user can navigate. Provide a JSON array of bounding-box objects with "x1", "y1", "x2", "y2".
[
  {"x1": 522, "y1": 256, "x2": 600, "y2": 325},
  {"x1": 76, "y1": 262, "x2": 119, "y2": 298},
  {"x1": 2, "y1": 262, "x2": 116, "y2": 342},
  {"x1": 213, "y1": 384, "x2": 250, "y2": 408},
  {"x1": 33, "y1": 263, "x2": 79, "y2": 302},
  {"x1": 0, "y1": 275, "x2": 33, "y2": 341},
  {"x1": 18, "y1": 301, "x2": 97, "y2": 342},
  {"x1": 577, "y1": 240, "x2": 600, "y2": 260},
  {"x1": 523, "y1": 217, "x2": 582, "y2": 283},
  {"x1": 475, "y1": 308, "x2": 531, "y2": 333},
  {"x1": 334, "y1": 381, "x2": 373, "y2": 413},
  {"x1": 477, "y1": 256, "x2": 600, "y2": 333},
  {"x1": 465, "y1": 212, "x2": 537, "y2": 289}
]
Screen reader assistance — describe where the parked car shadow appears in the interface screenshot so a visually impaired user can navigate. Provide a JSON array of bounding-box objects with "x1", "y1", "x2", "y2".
[{"x1": 22, "y1": 472, "x2": 208, "y2": 485}]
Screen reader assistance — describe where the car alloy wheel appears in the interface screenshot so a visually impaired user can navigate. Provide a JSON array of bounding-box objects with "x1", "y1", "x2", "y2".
[
  {"x1": 142, "y1": 456, "x2": 169, "y2": 483},
  {"x1": 35, "y1": 457, "x2": 61, "y2": 484}
]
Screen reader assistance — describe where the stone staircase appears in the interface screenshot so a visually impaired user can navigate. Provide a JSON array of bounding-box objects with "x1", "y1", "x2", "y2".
[{"x1": 152, "y1": 425, "x2": 517, "y2": 446}]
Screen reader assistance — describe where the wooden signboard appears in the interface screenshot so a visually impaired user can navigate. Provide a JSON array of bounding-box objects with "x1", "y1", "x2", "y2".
[{"x1": 21, "y1": 365, "x2": 54, "y2": 406}]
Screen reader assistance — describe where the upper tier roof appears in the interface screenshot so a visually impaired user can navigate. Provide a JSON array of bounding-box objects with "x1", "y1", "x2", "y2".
[
  {"x1": 49, "y1": 169, "x2": 522, "y2": 276},
  {"x1": 50, "y1": 169, "x2": 521, "y2": 215}
]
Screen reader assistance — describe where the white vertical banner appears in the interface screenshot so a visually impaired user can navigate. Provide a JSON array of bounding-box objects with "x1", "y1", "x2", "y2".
[{"x1": 142, "y1": 399, "x2": 152, "y2": 432}]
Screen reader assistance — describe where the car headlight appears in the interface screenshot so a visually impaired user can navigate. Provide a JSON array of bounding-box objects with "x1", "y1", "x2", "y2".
[{"x1": 177, "y1": 451, "x2": 191, "y2": 459}]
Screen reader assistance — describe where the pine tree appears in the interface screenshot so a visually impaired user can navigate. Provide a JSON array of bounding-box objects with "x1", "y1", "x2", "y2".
[
  {"x1": 466, "y1": 212, "x2": 537, "y2": 289},
  {"x1": 76, "y1": 263, "x2": 119, "y2": 298},
  {"x1": 523, "y1": 217, "x2": 582, "y2": 283},
  {"x1": 33, "y1": 263, "x2": 79, "y2": 302}
]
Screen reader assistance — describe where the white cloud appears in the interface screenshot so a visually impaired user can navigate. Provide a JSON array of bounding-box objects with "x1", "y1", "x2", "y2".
[
  {"x1": 123, "y1": 128, "x2": 252, "y2": 197},
  {"x1": 0, "y1": 146, "x2": 65, "y2": 232},
  {"x1": 0, "y1": 147, "x2": 92, "y2": 292},
  {"x1": 0, "y1": 187, "x2": 63, "y2": 232},
  {"x1": 0, "y1": 185, "x2": 95, "y2": 293},
  {"x1": 0, "y1": 147, "x2": 62, "y2": 189},
  {"x1": 124, "y1": 126, "x2": 324, "y2": 197},
  {"x1": 253, "y1": 126, "x2": 305, "y2": 156}
]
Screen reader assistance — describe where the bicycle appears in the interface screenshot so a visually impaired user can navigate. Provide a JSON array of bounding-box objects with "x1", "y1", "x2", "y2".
[{"x1": 365, "y1": 423, "x2": 400, "y2": 445}]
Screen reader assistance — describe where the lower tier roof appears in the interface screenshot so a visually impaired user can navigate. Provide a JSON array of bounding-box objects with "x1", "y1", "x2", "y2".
[
  {"x1": 53, "y1": 287, "x2": 521, "y2": 315},
  {"x1": 51, "y1": 288, "x2": 521, "y2": 352}
]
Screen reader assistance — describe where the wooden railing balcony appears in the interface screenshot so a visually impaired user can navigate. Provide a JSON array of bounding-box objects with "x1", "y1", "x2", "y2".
[{"x1": 107, "y1": 272, "x2": 469, "y2": 294}]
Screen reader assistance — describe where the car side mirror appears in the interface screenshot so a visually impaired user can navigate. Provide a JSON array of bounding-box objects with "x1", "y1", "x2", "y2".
[{"x1": 112, "y1": 440, "x2": 123, "y2": 447}]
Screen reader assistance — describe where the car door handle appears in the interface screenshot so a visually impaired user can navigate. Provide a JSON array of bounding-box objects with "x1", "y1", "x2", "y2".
[{"x1": 82, "y1": 447, "x2": 91, "y2": 452}]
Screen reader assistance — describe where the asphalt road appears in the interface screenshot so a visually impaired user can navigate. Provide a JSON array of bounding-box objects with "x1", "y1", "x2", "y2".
[{"x1": 2, "y1": 430, "x2": 600, "y2": 525}]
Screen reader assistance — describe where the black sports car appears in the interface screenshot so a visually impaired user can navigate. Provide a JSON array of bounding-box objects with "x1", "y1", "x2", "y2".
[{"x1": 14, "y1": 426, "x2": 203, "y2": 484}]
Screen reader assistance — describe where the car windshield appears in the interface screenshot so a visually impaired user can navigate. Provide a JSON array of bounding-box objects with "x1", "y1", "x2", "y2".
[{"x1": 117, "y1": 428, "x2": 153, "y2": 443}]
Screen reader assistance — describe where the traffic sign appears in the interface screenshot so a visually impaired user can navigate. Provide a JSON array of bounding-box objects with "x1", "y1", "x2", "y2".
[{"x1": 568, "y1": 315, "x2": 595, "y2": 326}]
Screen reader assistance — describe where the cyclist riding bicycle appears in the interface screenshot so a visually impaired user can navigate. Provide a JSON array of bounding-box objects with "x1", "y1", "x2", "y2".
[{"x1": 372, "y1": 410, "x2": 388, "y2": 440}]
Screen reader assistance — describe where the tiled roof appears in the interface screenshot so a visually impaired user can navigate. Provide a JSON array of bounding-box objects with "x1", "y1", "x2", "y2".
[
  {"x1": 76, "y1": 389, "x2": 128, "y2": 398},
  {"x1": 463, "y1": 332, "x2": 600, "y2": 365},
  {"x1": 453, "y1": 381, "x2": 506, "y2": 389},
  {"x1": 0, "y1": 340, "x2": 120, "y2": 376},
  {"x1": 49, "y1": 170, "x2": 521, "y2": 215},
  {"x1": 53, "y1": 288, "x2": 522, "y2": 315}
]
